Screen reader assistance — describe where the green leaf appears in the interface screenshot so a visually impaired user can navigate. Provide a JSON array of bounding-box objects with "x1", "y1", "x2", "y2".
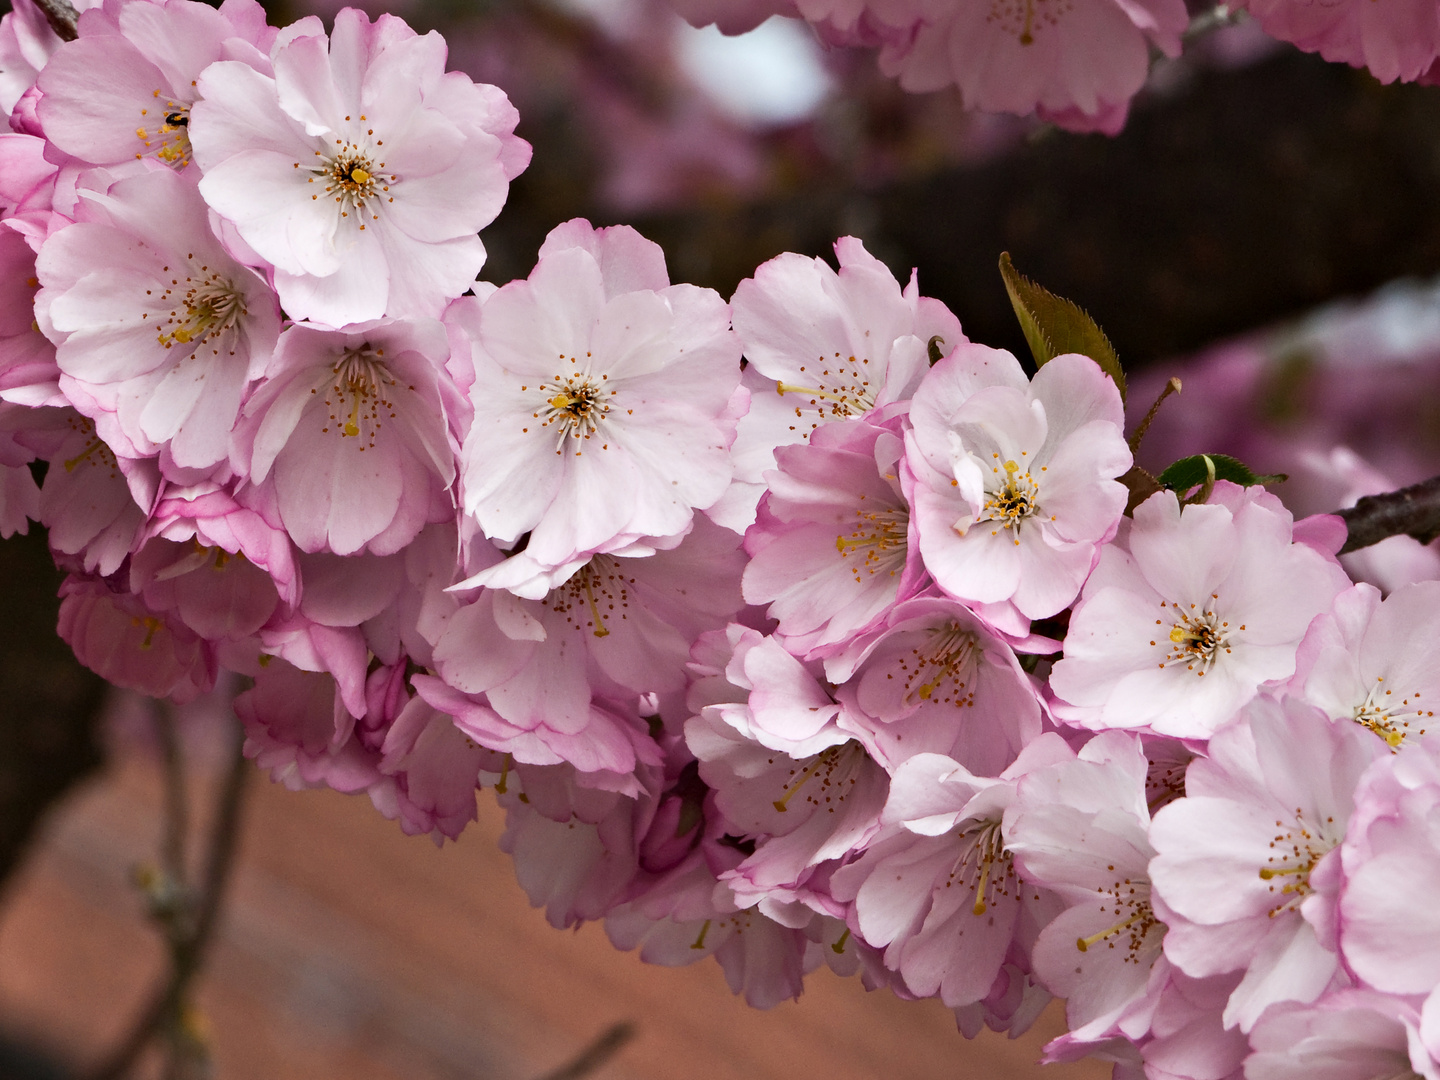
[
  {"x1": 999, "y1": 252, "x2": 1125, "y2": 400},
  {"x1": 1157, "y1": 453, "x2": 1287, "y2": 494}
]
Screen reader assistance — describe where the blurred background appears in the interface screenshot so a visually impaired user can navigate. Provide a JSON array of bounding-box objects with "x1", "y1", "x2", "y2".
[{"x1": 7, "y1": 0, "x2": 1440, "y2": 1075}]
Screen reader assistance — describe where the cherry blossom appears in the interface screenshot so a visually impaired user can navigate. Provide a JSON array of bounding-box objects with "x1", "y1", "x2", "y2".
[
  {"x1": 1241, "y1": 0, "x2": 1440, "y2": 85},
  {"x1": 903, "y1": 347, "x2": 1131, "y2": 622},
  {"x1": 237, "y1": 656, "x2": 381, "y2": 792},
  {"x1": 1245, "y1": 990, "x2": 1440, "y2": 1080},
  {"x1": 831, "y1": 737, "x2": 1071, "y2": 1010},
  {"x1": 727, "y1": 236, "x2": 962, "y2": 501},
  {"x1": 36, "y1": 168, "x2": 279, "y2": 475},
  {"x1": 1290, "y1": 581, "x2": 1440, "y2": 749},
  {"x1": 35, "y1": 0, "x2": 274, "y2": 172},
  {"x1": 190, "y1": 7, "x2": 529, "y2": 324},
  {"x1": 1338, "y1": 733, "x2": 1440, "y2": 999},
  {"x1": 231, "y1": 317, "x2": 459, "y2": 556},
  {"x1": 874, "y1": 0, "x2": 1188, "y2": 131},
  {"x1": 742, "y1": 415, "x2": 925, "y2": 659},
  {"x1": 1149, "y1": 695, "x2": 1379, "y2": 1032},
  {"x1": 827, "y1": 595, "x2": 1044, "y2": 776},
  {"x1": 0, "y1": 222, "x2": 61, "y2": 407},
  {"x1": 458, "y1": 219, "x2": 742, "y2": 586},
  {"x1": 1050, "y1": 484, "x2": 1351, "y2": 740},
  {"x1": 58, "y1": 573, "x2": 215, "y2": 702},
  {"x1": 1004, "y1": 730, "x2": 1167, "y2": 1044},
  {"x1": 19, "y1": 407, "x2": 156, "y2": 576}
]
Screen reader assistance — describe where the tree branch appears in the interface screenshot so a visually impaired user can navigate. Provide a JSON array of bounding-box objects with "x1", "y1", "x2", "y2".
[
  {"x1": 532, "y1": 1023, "x2": 636, "y2": 1080},
  {"x1": 1338, "y1": 475, "x2": 1440, "y2": 555},
  {"x1": 33, "y1": 0, "x2": 78, "y2": 41},
  {"x1": 85, "y1": 713, "x2": 250, "y2": 1080}
]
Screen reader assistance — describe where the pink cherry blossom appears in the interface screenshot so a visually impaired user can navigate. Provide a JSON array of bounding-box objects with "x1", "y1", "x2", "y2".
[
  {"x1": 36, "y1": 168, "x2": 279, "y2": 474},
  {"x1": 1004, "y1": 730, "x2": 1167, "y2": 1044},
  {"x1": 0, "y1": 222, "x2": 60, "y2": 407},
  {"x1": 742, "y1": 415, "x2": 925, "y2": 658},
  {"x1": 458, "y1": 219, "x2": 741, "y2": 583},
  {"x1": 1338, "y1": 733, "x2": 1440, "y2": 998},
  {"x1": 826, "y1": 595, "x2": 1044, "y2": 776},
  {"x1": 414, "y1": 675, "x2": 663, "y2": 788},
  {"x1": 605, "y1": 852, "x2": 820, "y2": 1008},
  {"x1": 498, "y1": 781, "x2": 643, "y2": 929},
  {"x1": 144, "y1": 480, "x2": 298, "y2": 607},
  {"x1": 831, "y1": 737, "x2": 1071, "y2": 1009},
  {"x1": 237, "y1": 655, "x2": 381, "y2": 792},
  {"x1": 1245, "y1": 990, "x2": 1440, "y2": 1080},
  {"x1": 370, "y1": 694, "x2": 495, "y2": 843},
  {"x1": 873, "y1": 0, "x2": 1188, "y2": 129},
  {"x1": 903, "y1": 347, "x2": 1131, "y2": 621},
  {"x1": 128, "y1": 536, "x2": 281, "y2": 644},
  {"x1": 688, "y1": 626, "x2": 846, "y2": 759},
  {"x1": 35, "y1": 0, "x2": 274, "y2": 172},
  {"x1": 1149, "y1": 695, "x2": 1379, "y2": 1032},
  {"x1": 432, "y1": 521, "x2": 743, "y2": 775},
  {"x1": 1290, "y1": 582, "x2": 1440, "y2": 750},
  {"x1": 232, "y1": 317, "x2": 459, "y2": 556},
  {"x1": 58, "y1": 573, "x2": 215, "y2": 703},
  {"x1": 0, "y1": 0, "x2": 76, "y2": 117},
  {"x1": 683, "y1": 634, "x2": 889, "y2": 903},
  {"x1": 190, "y1": 7, "x2": 529, "y2": 324},
  {"x1": 725, "y1": 236, "x2": 962, "y2": 526},
  {"x1": 18, "y1": 407, "x2": 155, "y2": 576},
  {"x1": 1240, "y1": 0, "x2": 1440, "y2": 85},
  {"x1": 1050, "y1": 484, "x2": 1352, "y2": 740}
]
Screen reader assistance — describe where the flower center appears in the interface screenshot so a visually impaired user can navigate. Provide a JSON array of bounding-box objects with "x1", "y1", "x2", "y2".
[
  {"x1": 306, "y1": 134, "x2": 394, "y2": 227},
  {"x1": 156, "y1": 276, "x2": 245, "y2": 351},
  {"x1": 989, "y1": 0, "x2": 1071, "y2": 46},
  {"x1": 1259, "y1": 808, "x2": 1338, "y2": 918},
  {"x1": 947, "y1": 819, "x2": 1015, "y2": 916},
  {"x1": 61, "y1": 416, "x2": 119, "y2": 477},
  {"x1": 774, "y1": 352, "x2": 877, "y2": 421},
  {"x1": 835, "y1": 505, "x2": 908, "y2": 581},
  {"x1": 771, "y1": 742, "x2": 864, "y2": 814},
  {"x1": 544, "y1": 555, "x2": 631, "y2": 639},
  {"x1": 1155, "y1": 600, "x2": 1235, "y2": 676},
  {"x1": 136, "y1": 94, "x2": 191, "y2": 168},
  {"x1": 318, "y1": 346, "x2": 398, "y2": 448},
  {"x1": 1352, "y1": 675, "x2": 1431, "y2": 749},
  {"x1": 981, "y1": 459, "x2": 1039, "y2": 542},
  {"x1": 531, "y1": 369, "x2": 617, "y2": 454},
  {"x1": 1076, "y1": 874, "x2": 1158, "y2": 964},
  {"x1": 893, "y1": 622, "x2": 979, "y2": 707}
]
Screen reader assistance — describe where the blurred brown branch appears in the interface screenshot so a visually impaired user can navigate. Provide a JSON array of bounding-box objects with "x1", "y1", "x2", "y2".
[
  {"x1": 532, "y1": 1022, "x2": 636, "y2": 1080},
  {"x1": 33, "y1": 0, "x2": 78, "y2": 40},
  {"x1": 1339, "y1": 475, "x2": 1440, "y2": 554},
  {"x1": 85, "y1": 711, "x2": 250, "y2": 1080}
]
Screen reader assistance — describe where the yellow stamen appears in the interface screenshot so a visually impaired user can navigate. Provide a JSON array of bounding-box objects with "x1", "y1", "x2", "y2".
[
  {"x1": 773, "y1": 755, "x2": 827, "y2": 812},
  {"x1": 1076, "y1": 910, "x2": 1146, "y2": 952}
]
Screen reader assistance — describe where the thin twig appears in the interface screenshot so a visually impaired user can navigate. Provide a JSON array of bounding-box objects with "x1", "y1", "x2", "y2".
[
  {"x1": 1129, "y1": 377, "x2": 1182, "y2": 455},
  {"x1": 154, "y1": 701, "x2": 189, "y2": 888},
  {"x1": 532, "y1": 1023, "x2": 636, "y2": 1080},
  {"x1": 1338, "y1": 475, "x2": 1440, "y2": 554},
  {"x1": 33, "y1": 0, "x2": 79, "y2": 40},
  {"x1": 85, "y1": 714, "x2": 250, "y2": 1080}
]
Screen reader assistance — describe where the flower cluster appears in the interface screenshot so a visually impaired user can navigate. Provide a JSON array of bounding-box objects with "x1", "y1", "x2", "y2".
[
  {"x1": 671, "y1": 0, "x2": 1440, "y2": 133},
  {"x1": 5, "y1": 1, "x2": 1440, "y2": 1077}
]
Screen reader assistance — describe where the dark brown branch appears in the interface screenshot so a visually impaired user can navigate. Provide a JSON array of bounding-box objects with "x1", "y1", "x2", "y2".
[
  {"x1": 33, "y1": 0, "x2": 79, "y2": 41},
  {"x1": 85, "y1": 714, "x2": 250, "y2": 1080},
  {"x1": 532, "y1": 1023, "x2": 636, "y2": 1080},
  {"x1": 1338, "y1": 475, "x2": 1440, "y2": 555}
]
